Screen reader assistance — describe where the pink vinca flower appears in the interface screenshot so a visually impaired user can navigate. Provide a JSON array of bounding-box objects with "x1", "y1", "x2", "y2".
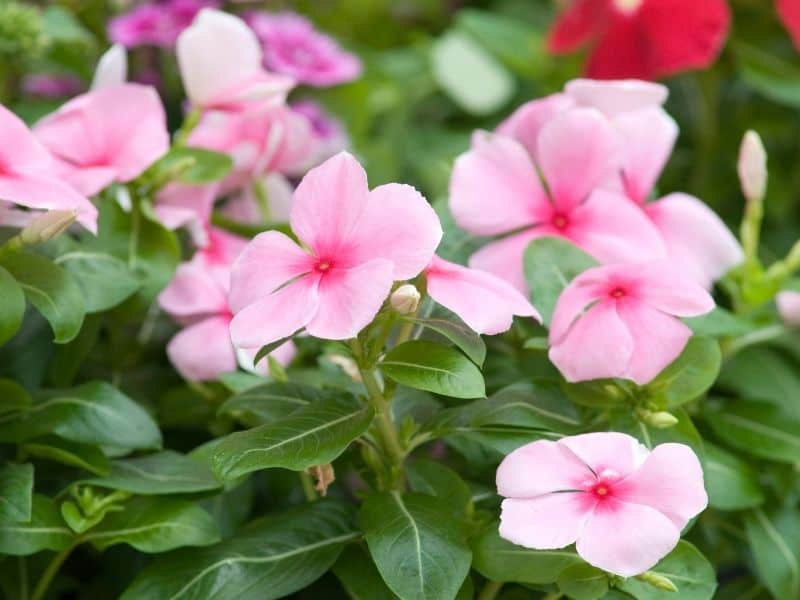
[
  {"x1": 34, "y1": 84, "x2": 169, "y2": 197},
  {"x1": 777, "y1": 291, "x2": 800, "y2": 327},
  {"x1": 549, "y1": 262, "x2": 714, "y2": 384},
  {"x1": 290, "y1": 100, "x2": 350, "y2": 172},
  {"x1": 108, "y1": 0, "x2": 218, "y2": 49},
  {"x1": 176, "y1": 9, "x2": 295, "y2": 111},
  {"x1": 245, "y1": 11, "x2": 362, "y2": 87},
  {"x1": 426, "y1": 256, "x2": 541, "y2": 335},
  {"x1": 450, "y1": 108, "x2": 666, "y2": 293},
  {"x1": 497, "y1": 432, "x2": 708, "y2": 576},
  {"x1": 159, "y1": 227, "x2": 294, "y2": 381},
  {"x1": 154, "y1": 181, "x2": 219, "y2": 247},
  {"x1": 0, "y1": 106, "x2": 96, "y2": 232},
  {"x1": 229, "y1": 152, "x2": 442, "y2": 348}
]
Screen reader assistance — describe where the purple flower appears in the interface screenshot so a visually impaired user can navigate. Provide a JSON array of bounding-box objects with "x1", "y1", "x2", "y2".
[
  {"x1": 108, "y1": 0, "x2": 218, "y2": 49},
  {"x1": 22, "y1": 74, "x2": 83, "y2": 99},
  {"x1": 290, "y1": 100, "x2": 349, "y2": 170},
  {"x1": 244, "y1": 11, "x2": 362, "y2": 87}
]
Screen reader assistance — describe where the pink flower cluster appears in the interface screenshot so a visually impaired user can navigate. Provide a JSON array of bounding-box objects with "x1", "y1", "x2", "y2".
[{"x1": 109, "y1": 0, "x2": 219, "y2": 49}]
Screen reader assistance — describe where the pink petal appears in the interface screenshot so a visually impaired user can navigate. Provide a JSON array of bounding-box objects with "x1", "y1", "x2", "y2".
[
  {"x1": 548, "y1": 267, "x2": 609, "y2": 344},
  {"x1": 0, "y1": 105, "x2": 52, "y2": 170},
  {"x1": 468, "y1": 229, "x2": 543, "y2": 294},
  {"x1": 289, "y1": 152, "x2": 369, "y2": 258},
  {"x1": 306, "y1": 258, "x2": 394, "y2": 340},
  {"x1": 564, "y1": 79, "x2": 668, "y2": 116},
  {"x1": 496, "y1": 94, "x2": 575, "y2": 161},
  {"x1": 167, "y1": 316, "x2": 237, "y2": 381},
  {"x1": 577, "y1": 499, "x2": 680, "y2": 576},
  {"x1": 568, "y1": 189, "x2": 666, "y2": 264},
  {"x1": 616, "y1": 301, "x2": 693, "y2": 386},
  {"x1": 496, "y1": 439, "x2": 593, "y2": 498},
  {"x1": 615, "y1": 443, "x2": 708, "y2": 530},
  {"x1": 613, "y1": 108, "x2": 678, "y2": 204},
  {"x1": 158, "y1": 261, "x2": 227, "y2": 319},
  {"x1": 536, "y1": 108, "x2": 621, "y2": 212},
  {"x1": 449, "y1": 131, "x2": 547, "y2": 236},
  {"x1": 91, "y1": 44, "x2": 127, "y2": 90},
  {"x1": 499, "y1": 494, "x2": 594, "y2": 550},
  {"x1": 0, "y1": 175, "x2": 97, "y2": 233},
  {"x1": 346, "y1": 183, "x2": 442, "y2": 280},
  {"x1": 548, "y1": 302, "x2": 634, "y2": 383},
  {"x1": 427, "y1": 256, "x2": 539, "y2": 334},
  {"x1": 559, "y1": 432, "x2": 647, "y2": 480},
  {"x1": 633, "y1": 261, "x2": 716, "y2": 317},
  {"x1": 646, "y1": 193, "x2": 743, "y2": 288},
  {"x1": 229, "y1": 273, "x2": 320, "y2": 349},
  {"x1": 228, "y1": 231, "x2": 314, "y2": 313},
  {"x1": 154, "y1": 182, "x2": 217, "y2": 241}
]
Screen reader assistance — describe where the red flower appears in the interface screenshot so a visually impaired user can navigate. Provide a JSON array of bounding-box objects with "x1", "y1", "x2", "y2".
[
  {"x1": 777, "y1": 0, "x2": 800, "y2": 49},
  {"x1": 547, "y1": 0, "x2": 731, "y2": 80}
]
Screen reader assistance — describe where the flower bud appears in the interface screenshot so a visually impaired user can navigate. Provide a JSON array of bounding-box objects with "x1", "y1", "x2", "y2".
[
  {"x1": 738, "y1": 130, "x2": 767, "y2": 203},
  {"x1": 777, "y1": 291, "x2": 800, "y2": 327},
  {"x1": 638, "y1": 409, "x2": 679, "y2": 429},
  {"x1": 390, "y1": 284, "x2": 420, "y2": 315},
  {"x1": 327, "y1": 354, "x2": 362, "y2": 382},
  {"x1": 636, "y1": 571, "x2": 678, "y2": 592},
  {"x1": 20, "y1": 210, "x2": 76, "y2": 246}
]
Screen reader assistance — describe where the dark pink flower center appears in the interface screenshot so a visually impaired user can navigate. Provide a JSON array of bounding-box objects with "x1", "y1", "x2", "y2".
[
  {"x1": 552, "y1": 213, "x2": 570, "y2": 230},
  {"x1": 609, "y1": 287, "x2": 626, "y2": 299},
  {"x1": 582, "y1": 468, "x2": 621, "y2": 503},
  {"x1": 315, "y1": 259, "x2": 334, "y2": 273}
]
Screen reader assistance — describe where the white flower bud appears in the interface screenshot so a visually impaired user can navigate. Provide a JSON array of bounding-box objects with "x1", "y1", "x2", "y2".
[
  {"x1": 20, "y1": 210, "x2": 76, "y2": 246},
  {"x1": 777, "y1": 291, "x2": 800, "y2": 327},
  {"x1": 738, "y1": 130, "x2": 767, "y2": 203},
  {"x1": 327, "y1": 354, "x2": 362, "y2": 382},
  {"x1": 390, "y1": 284, "x2": 420, "y2": 315}
]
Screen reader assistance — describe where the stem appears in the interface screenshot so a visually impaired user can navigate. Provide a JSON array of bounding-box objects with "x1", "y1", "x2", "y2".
[
  {"x1": 128, "y1": 190, "x2": 141, "y2": 270},
  {"x1": 765, "y1": 238, "x2": 800, "y2": 283},
  {"x1": 740, "y1": 195, "x2": 764, "y2": 274},
  {"x1": 477, "y1": 580, "x2": 503, "y2": 600},
  {"x1": 252, "y1": 179, "x2": 271, "y2": 223},
  {"x1": 31, "y1": 542, "x2": 78, "y2": 600},
  {"x1": 174, "y1": 107, "x2": 202, "y2": 146},
  {"x1": 18, "y1": 557, "x2": 28, "y2": 600},
  {"x1": 722, "y1": 324, "x2": 789, "y2": 359},
  {"x1": 299, "y1": 472, "x2": 318, "y2": 502}
]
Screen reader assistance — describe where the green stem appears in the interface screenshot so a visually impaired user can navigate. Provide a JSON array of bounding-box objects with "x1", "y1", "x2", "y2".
[
  {"x1": 477, "y1": 580, "x2": 503, "y2": 600},
  {"x1": 174, "y1": 107, "x2": 202, "y2": 146},
  {"x1": 765, "y1": 238, "x2": 800, "y2": 283},
  {"x1": 31, "y1": 541, "x2": 78, "y2": 600},
  {"x1": 299, "y1": 472, "x2": 318, "y2": 502},
  {"x1": 740, "y1": 195, "x2": 764, "y2": 275},
  {"x1": 128, "y1": 190, "x2": 141, "y2": 270},
  {"x1": 252, "y1": 179, "x2": 271, "y2": 223}
]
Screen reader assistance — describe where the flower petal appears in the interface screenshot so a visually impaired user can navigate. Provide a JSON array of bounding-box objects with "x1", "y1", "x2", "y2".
[
  {"x1": 548, "y1": 267, "x2": 609, "y2": 344},
  {"x1": 499, "y1": 494, "x2": 594, "y2": 550},
  {"x1": 565, "y1": 79, "x2": 668, "y2": 116},
  {"x1": 0, "y1": 175, "x2": 97, "y2": 233},
  {"x1": 496, "y1": 439, "x2": 593, "y2": 498},
  {"x1": 496, "y1": 94, "x2": 574, "y2": 161},
  {"x1": 547, "y1": 0, "x2": 606, "y2": 53},
  {"x1": 559, "y1": 432, "x2": 648, "y2": 479},
  {"x1": 167, "y1": 316, "x2": 237, "y2": 382},
  {"x1": 777, "y1": 291, "x2": 800, "y2": 327},
  {"x1": 633, "y1": 260, "x2": 716, "y2": 317},
  {"x1": 468, "y1": 229, "x2": 543, "y2": 294},
  {"x1": 91, "y1": 44, "x2": 127, "y2": 90},
  {"x1": 158, "y1": 261, "x2": 227, "y2": 319},
  {"x1": 585, "y1": 18, "x2": 653, "y2": 80}
]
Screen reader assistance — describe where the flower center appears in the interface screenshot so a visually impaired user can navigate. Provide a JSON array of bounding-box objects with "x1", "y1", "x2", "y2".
[
  {"x1": 609, "y1": 287, "x2": 626, "y2": 299},
  {"x1": 552, "y1": 213, "x2": 569, "y2": 230},
  {"x1": 315, "y1": 259, "x2": 333, "y2": 273},
  {"x1": 613, "y1": 0, "x2": 644, "y2": 14}
]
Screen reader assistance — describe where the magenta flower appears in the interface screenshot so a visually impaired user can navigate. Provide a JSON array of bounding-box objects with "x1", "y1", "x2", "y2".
[
  {"x1": 777, "y1": 291, "x2": 800, "y2": 327},
  {"x1": 0, "y1": 106, "x2": 96, "y2": 232},
  {"x1": 245, "y1": 11, "x2": 362, "y2": 87},
  {"x1": 450, "y1": 108, "x2": 666, "y2": 292},
  {"x1": 108, "y1": 0, "x2": 218, "y2": 49},
  {"x1": 34, "y1": 84, "x2": 169, "y2": 196},
  {"x1": 176, "y1": 9, "x2": 294, "y2": 111},
  {"x1": 497, "y1": 433, "x2": 708, "y2": 576},
  {"x1": 229, "y1": 152, "x2": 442, "y2": 348},
  {"x1": 21, "y1": 74, "x2": 83, "y2": 99},
  {"x1": 425, "y1": 256, "x2": 540, "y2": 335},
  {"x1": 548, "y1": 262, "x2": 714, "y2": 384}
]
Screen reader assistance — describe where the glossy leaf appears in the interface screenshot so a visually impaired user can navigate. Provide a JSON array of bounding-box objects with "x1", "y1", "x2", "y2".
[
  {"x1": 333, "y1": 544, "x2": 398, "y2": 600},
  {"x1": 54, "y1": 250, "x2": 140, "y2": 312},
  {"x1": 406, "y1": 460, "x2": 472, "y2": 518},
  {"x1": 22, "y1": 436, "x2": 110, "y2": 476},
  {"x1": 744, "y1": 507, "x2": 800, "y2": 600},
  {"x1": 617, "y1": 541, "x2": 716, "y2": 599},
  {"x1": 410, "y1": 316, "x2": 486, "y2": 366},
  {"x1": 557, "y1": 563, "x2": 608, "y2": 600},
  {"x1": 0, "y1": 463, "x2": 33, "y2": 523},
  {"x1": 217, "y1": 382, "x2": 327, "y2": 427},
  {"x1": 0, "y1": 494, "x2": 72, "y2": 555},
  {"x1": 645, "y1": 336, "x2": 721, "y2": 409},
  {"x1": 0, "y1": 378, "x2": 32, "y2": 413},
  {"x1": 704, "y1": 443, "x2": 764, "y2": 511}
]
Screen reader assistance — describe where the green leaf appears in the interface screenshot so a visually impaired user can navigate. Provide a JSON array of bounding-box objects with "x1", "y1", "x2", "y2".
[
  {"x1": 523, "y1": 237, "x2": 599, "y2": 325},
  {"x1": 557, "y1": 563, "x2": 608, "y2": 600},
  {"x1": 253, "y1": 332, "x2": 301, "y2": 366},
  {"x1": 0, "y1": 266, "x2": 24, "y2": 346},
  {"x1": 361, "y1": 491, "x2": 472, "y2": 600},
  {"x1": 718, "y1": 347, "x2": 800, "y2": 418},
  {"x1": 217, "y1": 382, "x2": 327, "y2": 427},
  {"x1": 333, "y1": 544, "x2": 398, "y2": 600},
  {"x1": 22, "y1": 436, "x2": 110, "y2": 476},
  {"x1": 611, "y1": 408, "x2": 704, "y2": 456},
  {"x1": 0, "y1": 463, "x2": 33, "y2": 523},
  {"x1": 84, "y1": 496, "x2": 220, "y2": 553},
  {"x1": 0, "y1": 378, "x2": 32, "y2": 413},
  {"x1": 0, "y1": 494, "x2": 72, "y2": 555},
  {"x1": 406, "y1": 460, "x2": 472, "y2": 518},
  {"x1": 617, "y1": 541, "x2": 716, "y2": 600},
  {"x1": 704, "y1": 442, "x2": 764, "y2": 511},
  {"x1": 744, "y1": 507, "x2": 800, "y2": 600},
  {"x1": 431, "y1": 31, "x2": 515, "y2": 116},
  {"x1": 562, "y1": 379, "x2": 628, "y2": 409},
  {"x1": 736, "y1": 42, "x2": 800, "y2": 108},
  {"x1": 212, "y1": 393, "x2": 373, "y2": 480},
  {"x1": 410, "y1": 316, "x2": 486, "y2": 366},
  {"x1": 380, "y1": 340, "x2": 485, "y2": 399},
  {"x1": 704, "y1": 399, "x2": 800, "y2": 463},
  {"x1": 684, "y1": 307, "x2": 755, "y2": 337},
  {"x1": 122, "y1": 499, "x2": 358, "y2": 600},
  {"x1": 147, "y1": 147, "x2": 233, "y2": 185},
  {"x1": 0, "y1": 251, "x2": 85, "y2": 343},
  {"x1": 472, "y1": 523, "x2": 581, "y2": 584},
  {"x1": 83, "y1": 451, "x2": 221, "y2": 495},
  {"x1": 0, "y1": 381, "x2": 162, "y2": 450},
  {"x1": 645, "y1": 337, "x2": 721, "y2": 409},
  {"x1": 54, "y1": 250, "x2": 140, "y2": 313}
]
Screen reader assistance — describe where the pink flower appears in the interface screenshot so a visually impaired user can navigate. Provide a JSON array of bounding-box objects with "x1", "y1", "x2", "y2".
[
  {"x1": 220, "y1": 173, "x2": 294, "y2": 225},
  {"x1": 159, "y1": 227, "x2": 294, "y2": 381},
  {"x1": 425, "y1": 256, "x2": 541, "y2": 335},
  {"x1": 245, "y1": 11, "x2": 362, "y2": 87},
  {"x1": 0, "y1": 106, "x2": 96, "y2": 233},
  {"x1": 777, "y1": 291, "x2": 800, "y2": 327},
  {"x1": 229, "y1": 152, "x2": 442, "y2": 348},
  {"x1": 290, "y1": 100, "x2": 349, "y2": 171},
  {"x1": 176, "y1": 9, "x2": 294, "y2": 111},
  {"x1": 34, "y1": 84, "x2": 169, "y2": 196},
  {"x1": 548, "y1": 262, "x2": 714, "y2": 384},
  {"x1": 564, "y1": 78, "x2": 668, "y2": 116},
  {"x1": 154, "y1": 181, "x2": 219, "y2": 246},
  {"x1": 777, "y1": 0, "x2": 800, "y2": 50},
  {"x1": 22, "y1": 74, "x2": 83, "y2": 99},
  {"x1": 108, "y1": 0, "x2": 218, "y2": 49},
  {"x1": 497, "y1": 432, "x2": 708, "y2": 576},
  {"x1": 450, "y1": 108, "x2": 666, "y2": 292}
]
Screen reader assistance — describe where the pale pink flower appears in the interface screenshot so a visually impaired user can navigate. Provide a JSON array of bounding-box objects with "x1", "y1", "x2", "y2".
[
  {"x1": 245, "y1": 11, "x2": 362, "y2": 87},
  {"x1": 159, "y1": 227, "x2": 294, "y2": 381},
  {"x1": 0, "y1": 106, "x2": 96, "y2": 233},
  {"x1": 450, "y1": 108, "x2": 666, "y2": 293},
  {"x1": 34, "y1": 83, "x2": 169, "y2": 196},
  {"x1": 777, "y1": 291, "x2": 800, "y2": 327},
  {"x1": 220, "y1": 173, "x2": 294, "y2": 225},
  {"x1": 497, "y1": 432, "x2": 708, "y2": 576},
  {"x1": 176, "y1": 9, "x2": 294, "y2": 111},
  {"x1": 229, "y1": 152, "x2": 442, "y2": 347},
  {"x1": 154, "y1": 181, "x2": 219, "y2": 247},
  {"x1": 425, "y1": 256, "x2": 541, "y2": 335},
  {"x1": 108, "y1": 0, "x2": 218, "y2": 49},
  {"x1": 564, "y1": 79, "x2": 668, "y2": 116},
  {"x1": 548, "y1": 262, "x2": 714, "y2": 385}
]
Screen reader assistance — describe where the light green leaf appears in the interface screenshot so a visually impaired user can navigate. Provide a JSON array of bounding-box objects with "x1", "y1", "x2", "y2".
[
  {"x1": 217, "y1": 382, "x2": 327, "y2": 427},
  {"x1": 22, "y1": 436, "x2": 110, "y2": 476},
  {"x1": 618, "y1": 541, "x2": 716, "y2": 599},
  {"x1": 54, "y1": 250, "x2": 140, "y2": 312},
  {"x1": 147, "y1": 147, "x2": 233, "y2": 185},
  {"x1": 744, "y1": 508, "x2": 800, "y2": 600},
  {"x1": 704, "y1": 442, "x2": 764, "y2": 511},
  {"x1": 0, "y1": 463, "x2": 33, "y2": 523},
  {"x1": 410, "y1": 316, "x2": 486, "y2": 366},
  {"x1": 0, "y1": 494, "x2": 73, "y2": 555},
  {"x1": 0, "y1": 265, "x2": 24, "y2": 346},
  {"x1": 646, "y1": 337, "x2": 721, "y2": 409},
  {"x1": 557, "y1": 563, "x2": 608, "y2": 600}
]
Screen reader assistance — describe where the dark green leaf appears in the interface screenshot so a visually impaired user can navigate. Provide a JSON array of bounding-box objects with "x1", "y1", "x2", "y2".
[
  {"x1": 557, "y1": 563, "x2": 608, "y2": 600},
  {"x1": 0, "y1": 494, "x2": 72, "y2": 555},
  {"x1": 407, "y1": 460, "x2": 472, "y2": 518},
  {"x1": 217, "y1": 382, "x2": 327, "y2": 427},
  {"x1": 0, "y1": 463, "x2": 33, "y2": 523},
  {"x1": 148, "y1": 147, "x2": 233, "y2": 185},
  {"x1": 22, "y1": 436, "x2": 110, "y2": 476},
  {"x1": 704, "y1": 443, "x2": 764, "y2": 511},
  {"x1": 410, "y1": 316, "x2": 486, "y2": 366},
  {"x1": 744, "y1": 508, "x2": 800, "y2": 600},
  {"x1": 380, "y1": 340, "x2": 485, "y2": 399},
  {"x1": 0, "y1": 378, "x2": 32, "y2": 413},
  {"x1": 253, "y1": 331, "x2": 301, "y2": 366},
  {"x1": 736, "y1": 42, "x2": 800, "y2": 108},
  {"x1": 361, "y1": 491, "x2": 471, "y2": 600},
  {"x1": 54, "y1": 250, "x2": 140, "y2": 312},
  {"x1": 718, "y1": 347, "x2": 800, "y2": 418},
  {"x1": 0, "y1": 266, "x2": 24, "y2": 346},
  {"x1": 618, "y1": 541, "x2": 716, "y2": 599},
  {"x1": 645, "y1": 337, "x2": 721, "y2": 409},
  {"x1": 333, "y1": 544, "x2": 398, "y2": 600}
]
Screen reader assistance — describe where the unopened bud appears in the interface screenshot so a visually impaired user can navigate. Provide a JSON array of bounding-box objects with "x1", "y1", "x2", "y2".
[
  {"x1": 305, "y1": 463, "x2": 335, "y2": 496},
  {"x1": 638, "y1": 409, "x2": 679, "y2": 429},
  {"x1": 635, "y1": 571, "x2": 678, "y2": 593},
  {"x1": 327, "y1": 354, "x2": 362, "y2": 382},
  {"x1": 391, "y1": 284, "x2": 420, "y2": 315},
  {"x1": 738, "y1": 130, "x2": 767, "y2": 203},
  {"x1": 20, "y1": 210, "x2": 76, "y2": 246},
  {"x1": 777, "y1": 291, "x2": 800, "y2": 327}
]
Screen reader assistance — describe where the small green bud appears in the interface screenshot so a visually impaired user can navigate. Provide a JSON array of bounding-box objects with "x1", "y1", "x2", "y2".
[
  {"x1": 20, "y1": 210, "x2": 76, "y2": 246},
  {"x1": 638, "y1": 408, "x2": 679, "y2": 429},
  {"x1": 635, "y1": 570, "x2": 678, "y2": 592}
]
